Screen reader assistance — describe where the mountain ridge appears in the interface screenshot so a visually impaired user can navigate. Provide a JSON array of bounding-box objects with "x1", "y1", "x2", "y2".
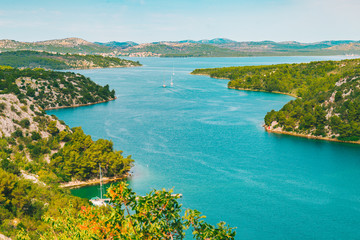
[{"x1": 1, "y1": 37, "x2": 360, "y2": 57}]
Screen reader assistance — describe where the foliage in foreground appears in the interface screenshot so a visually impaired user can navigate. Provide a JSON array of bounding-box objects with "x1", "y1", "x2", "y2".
[
  {"x1": 31, "y1": 182, "x2": 236, "y2": 240},
  {"x1": 0, "y1": 169, "x2": 88, "y2": 239}
]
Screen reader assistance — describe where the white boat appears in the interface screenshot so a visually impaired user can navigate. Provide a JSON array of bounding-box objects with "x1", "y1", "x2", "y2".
[
  {"x1": 90, "y1": 164, "x2": 110, "y2": 206},
  {"x1": 170, "y1": 66, "x2": 174, "y2": 86}
]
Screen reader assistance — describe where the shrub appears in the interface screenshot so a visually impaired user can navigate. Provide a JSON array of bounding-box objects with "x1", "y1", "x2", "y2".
[
  {"x1": 0, "y1": 103, "x2": 6, "y2": 112},
  {"x1": 11, "y1": 129, "x2": 23, "y2": 138},
  {"x1": 19, "y1": 119, "x2": 30, "y2": 128},
  {"x1": 20, "y1": 105, "x2": 28, "y2": 112}
]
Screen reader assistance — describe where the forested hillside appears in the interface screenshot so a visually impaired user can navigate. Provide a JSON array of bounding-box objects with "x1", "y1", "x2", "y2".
[
  {"x1": 0, "y1": 66, "x2": 116, "y2": 109},
  {"x1": 192, "y1": 58, "x2": 360, "y2": 142},
  {"x1": 0, "y1": 65, "x2": 134, "y2": 238},
  {"x1": 0, "y1": 50, "x2": 141, "y2": 70}
]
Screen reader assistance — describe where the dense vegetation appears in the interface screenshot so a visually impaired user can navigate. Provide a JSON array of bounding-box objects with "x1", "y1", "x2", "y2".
[
  {"x1": 0, "y1": 169, "x2": 88, "y2": 238},
  {"x1": 31, "y1": 182, "x2": 236, "y2": 240},
  {"x1": 192, "y1": 58, "x2": 360, "y2": 142},
  {"x1": 0, "y1": 121, "x2": 132, "y2": 238},
  {"x1": 0, "y1": 66, "x2": 115, "y2": 109},
  {"x1": 0, "y1": 50, "x2": 141, "y2": 70},
  {"x1": 51, "y1": 127, "x2": 133, "y2": 182}
]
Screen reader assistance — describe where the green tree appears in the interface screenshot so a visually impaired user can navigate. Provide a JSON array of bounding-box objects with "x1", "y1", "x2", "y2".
[{"x1": 47, "y1": 121, "x2": 59, "y2": 135}]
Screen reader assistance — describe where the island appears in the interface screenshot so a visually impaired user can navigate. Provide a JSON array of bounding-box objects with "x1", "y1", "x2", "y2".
[{"x1": 192, "y1": 58, "x2": 360, "y2": 144}]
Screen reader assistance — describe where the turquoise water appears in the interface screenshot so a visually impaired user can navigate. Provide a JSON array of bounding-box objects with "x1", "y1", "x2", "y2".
[{"x1": 49, "y1": 56, "x2": 360, "y2": 239}]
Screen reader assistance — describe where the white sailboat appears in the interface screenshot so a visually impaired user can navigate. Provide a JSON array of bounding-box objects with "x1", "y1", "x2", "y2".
[
  {"x1": 90, "y1": 164, "x2": 110, "y2": 206},
  {"x1": 170, "y1": 66, "x2": 174, "y2": 86}
]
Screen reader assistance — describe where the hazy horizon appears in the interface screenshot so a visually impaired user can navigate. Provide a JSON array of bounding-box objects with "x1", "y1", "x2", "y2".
[
  {"x1": 1, "y1": 0, "x2": 360, "y2": 43},
  {"x1": 2, "y1": 37, "x2": 360, "y2": 45}
]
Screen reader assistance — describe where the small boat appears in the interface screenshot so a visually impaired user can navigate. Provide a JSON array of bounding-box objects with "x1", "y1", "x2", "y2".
[
  {"x1": 170, "y1": 66, "x2": 175, "y2": 86},
  {"x1": 90, "y1": 164, "x2": 110, "y2": 206}
]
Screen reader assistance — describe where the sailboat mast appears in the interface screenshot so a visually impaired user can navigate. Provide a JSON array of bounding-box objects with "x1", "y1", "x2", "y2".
[{"x1": 99, "y1": 163, "x2": 103, "y2": 200}]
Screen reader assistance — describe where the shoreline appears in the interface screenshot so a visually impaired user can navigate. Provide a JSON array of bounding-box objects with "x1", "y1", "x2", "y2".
[
  {"x1": 264, "y1": 126, "x2": 360, "y2": 145},
  {"x1": 191, "y1": 72, "x2": 298, "y2": 98},
  {"x1": 45, "y1": 95, "x2": 129, "y2": 190},
  {"x1": 44, "y1": 97, "x2": 117, "y2": 110},
  {"x1": 66, "y1": 64, "x2": 141, "y2": 70},
  {"x1": 60, "y1": 173, "x2": 130, "y2": 189},
  {"x1": 228, "y1": 86, "x2": 298, "y2": 98}
]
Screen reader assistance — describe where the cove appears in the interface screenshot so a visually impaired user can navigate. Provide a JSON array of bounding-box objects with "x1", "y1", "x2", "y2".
[{"x1": 48, "y1": 56, "x2": 360, "y2": 239}]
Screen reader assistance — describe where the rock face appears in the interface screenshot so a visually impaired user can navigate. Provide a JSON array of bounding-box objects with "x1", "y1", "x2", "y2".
[
  {"x1": 35, "y1": 37, "x2": 96, "y2": 47},
  {"x1": 0, "y1": 94, "x2": 66, "y2": 138}
]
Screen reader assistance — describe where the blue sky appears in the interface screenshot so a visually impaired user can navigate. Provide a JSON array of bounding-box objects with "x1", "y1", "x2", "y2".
[{"x1": 0, "y1": 0, "x2": 359, "y2": 43}]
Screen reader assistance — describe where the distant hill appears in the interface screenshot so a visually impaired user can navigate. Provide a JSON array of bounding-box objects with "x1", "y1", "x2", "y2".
[
  {"x1": 1, "y1": 37, "x2": 360, "y2": 57},
  {"x1": 117, "y1": 39, "x2": 360, "y2": 57},
  {"x1": 197, "y1": 38, "x2": 238, "y2": 44},
  {"x1": 0, "y1": 37, "x2": 113, "y2": 54},
  {"x1": 0, "y1": 50, "x2": 141, "y2": 70},
  {"x1": 95, "y1": 41, "x2": 138, "y2": 49}
]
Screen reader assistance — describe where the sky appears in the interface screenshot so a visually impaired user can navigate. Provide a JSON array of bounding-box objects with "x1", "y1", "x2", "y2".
[{"x1": 0, "y1": 0, "x2": 359, "y2": 43}]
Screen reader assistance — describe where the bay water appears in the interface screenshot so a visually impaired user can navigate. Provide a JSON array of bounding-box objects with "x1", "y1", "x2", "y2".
[{"x1": 48, "y1": 56, "x2": 360, "y2": 239}]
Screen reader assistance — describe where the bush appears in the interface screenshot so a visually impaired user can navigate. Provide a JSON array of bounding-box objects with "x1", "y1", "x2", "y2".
[
  {"x1": 31, "y1": 132, "x2": 41, "y2": 141},
  {"x1": 20, "y1": 105, "x2": 28, "y2": 112},
  {"x1": 11, "y1": 129, "x2": 23, "y2": 138},
  {"x1": 19, "y1": 99, "x2": 27, "y2": 105},
  {"x1": 0, "y1": 103, "x2": 6, "y2": 112},
  {"x1": 19, "y1": 119, "x2": 30, "y2": 128},
  {"x1": 0, "y1": 158, "x2": 20, "y2": 176},
  {"x1": 47, "y1": 121, "x2": 59, "y2": 135}
]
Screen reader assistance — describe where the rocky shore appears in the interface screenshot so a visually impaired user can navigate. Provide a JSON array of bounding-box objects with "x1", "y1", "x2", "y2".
[
  {"x1": 264, "y1": 125, "x2": 360, "y2": 145},
  {"x1": 60, "y1": 173, "x2": 130, "y2": 189},
  {"x1": 44, "y1": 97, "x2": 117, "y2": 110}
]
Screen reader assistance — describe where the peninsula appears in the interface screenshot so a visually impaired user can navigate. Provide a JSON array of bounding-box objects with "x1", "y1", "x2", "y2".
[
  {"x1": 192, "y1": 58, "x2": 360, "y2": 144},
  {"x1": 0, "y1": 66, "x2": 133, "y2": 237},
  {"x1": 0, "y1": 50, "x2": 141, "y2": 70}
]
